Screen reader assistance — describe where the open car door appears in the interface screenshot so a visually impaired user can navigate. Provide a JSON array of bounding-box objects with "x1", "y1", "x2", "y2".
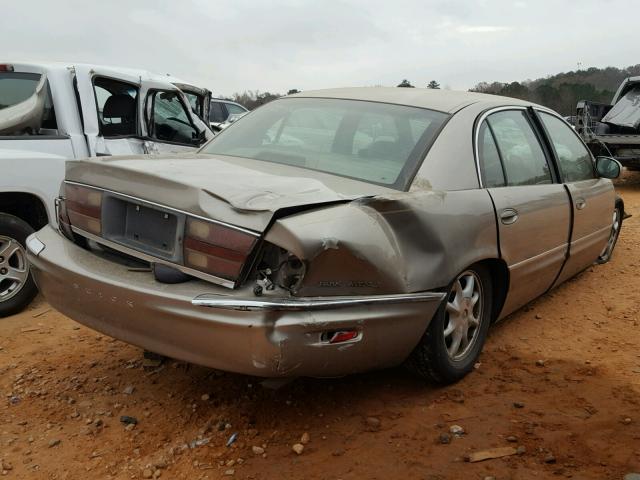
[
  {"x1": 140, "y1": 78, "x2": 213, "y2": 155},
  {"x1": 72, "y1": 65, "x2": 147, "y2": 157},
  {"x1": 173, "y1": 82, "x2": 211, "y2": 125}
]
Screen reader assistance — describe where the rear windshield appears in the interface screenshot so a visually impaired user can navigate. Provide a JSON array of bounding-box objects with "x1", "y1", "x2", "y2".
[
  {"x1": 0, "y1": 72, "x2": 41, "y2": 109},
  {"x1": 200, "y1": 98, "x2": 448, "y2": 189}
]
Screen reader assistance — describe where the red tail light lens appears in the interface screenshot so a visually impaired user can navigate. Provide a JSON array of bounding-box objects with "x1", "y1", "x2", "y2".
[
  {"x1": 64, "y1": 184, "x2": 103, "y2": 235},
  {"x1": 183, "y1": 218, "x2": 258, "y2": 281}
]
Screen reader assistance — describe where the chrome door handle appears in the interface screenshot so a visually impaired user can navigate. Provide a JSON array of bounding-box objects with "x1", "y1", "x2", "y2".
[
  {"x1": 575, "y1": 198, "x2": 586, "y2": 210},
  {"x1": 500, "y1": 208, "x2": 519, "y2": 225}
]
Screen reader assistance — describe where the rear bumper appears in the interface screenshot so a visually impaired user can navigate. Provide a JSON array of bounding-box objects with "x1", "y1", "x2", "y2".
[{"x1": 27, "y1": 225, "x2": 444, "y2": 377}]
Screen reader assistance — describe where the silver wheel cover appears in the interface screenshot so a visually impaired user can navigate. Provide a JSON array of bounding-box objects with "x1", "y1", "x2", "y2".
[
  {"x1": 0, "y1": 236, "x2": 29, "y2": 302},
  {"x1": 444, "y1": 270, "x2": 483, "y2": 360}
]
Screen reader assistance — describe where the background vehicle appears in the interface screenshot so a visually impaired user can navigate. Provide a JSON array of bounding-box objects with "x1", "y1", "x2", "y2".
[
  {"x1": 27, "y1": 88, "x2": 623, "y2": 384},
  {"x1": 0, "y1": 62, "x2": 214, "y2": 316},
  {"x1": 209, "y1": 98, "x2": 248, "y2": 131},
  {"x1": 576, "y1": 76, "x2": 640, "y2": 170}
]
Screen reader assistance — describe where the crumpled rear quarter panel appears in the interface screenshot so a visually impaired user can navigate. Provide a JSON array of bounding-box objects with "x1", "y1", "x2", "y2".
[{"x1": 266, "y1": 189, "x2": 498, "y2": 296}]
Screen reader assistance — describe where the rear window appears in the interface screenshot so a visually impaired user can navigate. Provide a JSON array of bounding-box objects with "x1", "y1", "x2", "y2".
[
  {"x1": 0, "y1": 71, "x2": 57, "y2": 132},
  {"x1": 201, "y1": 98, "x2": 448, "y2": 189},
  {"x1": 0, "y1": 72, "x2": 41, "y2": 109}
]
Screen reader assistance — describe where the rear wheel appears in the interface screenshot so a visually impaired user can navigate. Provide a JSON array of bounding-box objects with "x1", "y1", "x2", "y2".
[
  {"x1": 407, "y1": 264, "x2": 492, "y2": 384},
  {"x1": 598, "y1": 203, "x2": 623, "y2": 264},
  {"x1": 0, "y1": 214, "x2": 38, "y2": 317}
]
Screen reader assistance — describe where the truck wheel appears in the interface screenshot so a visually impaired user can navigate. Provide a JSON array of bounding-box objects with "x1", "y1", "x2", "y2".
[
  {"x1": 406, "y1": 264, "x2": 493, "y2": 384},
  {"x1": 0, "y1": 213, "x2": 38, "y2": 317}
]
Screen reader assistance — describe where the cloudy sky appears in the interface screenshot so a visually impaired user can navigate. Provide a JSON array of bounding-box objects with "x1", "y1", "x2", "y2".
[{"x1": 2, "y1": 0, "x2": 638, "y2": 96}]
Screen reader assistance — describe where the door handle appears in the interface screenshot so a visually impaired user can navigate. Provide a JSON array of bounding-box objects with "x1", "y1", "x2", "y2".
[
  {"x1": 575, "y1": 198, "x2": 586, "y2": 210},
  {"x1": 500, "y1": 208, "x2": 519, "y2": 225}
]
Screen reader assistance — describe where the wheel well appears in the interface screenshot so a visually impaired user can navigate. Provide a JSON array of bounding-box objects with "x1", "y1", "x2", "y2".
[
  {"x1": 477, "y1": 258, "x2": 509, "y2": 322},
  {"x1": 0, "y1": 192, "x2": 48, "y2": 230},
  {"x1": 615, "y1": 195, "x2": 625, "y2": 217}
]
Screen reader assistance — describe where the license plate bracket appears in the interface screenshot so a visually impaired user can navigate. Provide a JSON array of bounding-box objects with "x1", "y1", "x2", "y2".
[{"x1": 102, "y1": 195, "x2": 184, "y2": 262}]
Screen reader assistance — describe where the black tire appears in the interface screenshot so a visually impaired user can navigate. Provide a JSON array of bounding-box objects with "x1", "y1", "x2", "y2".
[
  {"x1": 597, "y1": 202, "x2": 623, "y2": 264},
  {"x1": 0, "y1": 213, "x2": 38, "y2": 317},
  {"x1": 406, "y1": 263, "x2": 493, "y2": 384}
]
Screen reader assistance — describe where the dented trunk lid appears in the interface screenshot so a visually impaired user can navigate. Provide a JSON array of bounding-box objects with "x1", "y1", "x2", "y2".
[{"x1": 65, "y1": 153, "x2": 395, "y2": 232}]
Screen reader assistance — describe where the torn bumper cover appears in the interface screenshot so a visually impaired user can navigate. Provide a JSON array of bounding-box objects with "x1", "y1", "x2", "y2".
[{"x1": 27, "y1": 226, "x2": 444, "y2": 377}]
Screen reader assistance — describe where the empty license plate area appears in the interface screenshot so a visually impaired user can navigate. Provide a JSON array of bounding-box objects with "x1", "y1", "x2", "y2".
[{"x1": 102, "y1": 195, "x2": 183, "y2": 261}]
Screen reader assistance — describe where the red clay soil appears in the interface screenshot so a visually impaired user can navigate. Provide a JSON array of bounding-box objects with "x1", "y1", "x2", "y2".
[{"x1": 1, "y1": 177, "x2": 640, "y2": 480}]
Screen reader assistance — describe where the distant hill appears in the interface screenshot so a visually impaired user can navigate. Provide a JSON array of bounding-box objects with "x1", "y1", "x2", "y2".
[{"x1": 470, "y1": 65, "x2": 640, "y2": 115}]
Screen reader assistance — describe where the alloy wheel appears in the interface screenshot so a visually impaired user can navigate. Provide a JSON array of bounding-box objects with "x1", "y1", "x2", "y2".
[
  {"x1": 0, "y1": 235, "x2": 29, "y2": 302},
  {"x1": 444, "y1": 270, "x2": 483, "y2": 360}
]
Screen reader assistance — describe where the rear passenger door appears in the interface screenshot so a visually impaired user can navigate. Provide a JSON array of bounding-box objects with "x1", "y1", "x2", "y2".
[
  {"x1": 73, "y1": 65, "x2": 146, "y2": 157},
  {"x1": 536, "y1": 111, "x2": 616, "y2": 285},
  {"x1": 478, "y1": 108, "x2": 571, "y2": 317}
]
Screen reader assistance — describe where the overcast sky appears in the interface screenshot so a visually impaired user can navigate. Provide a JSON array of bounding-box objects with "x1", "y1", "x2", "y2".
[{"x1": 2, "y1": 0, "x2": 638, "y2": 96}]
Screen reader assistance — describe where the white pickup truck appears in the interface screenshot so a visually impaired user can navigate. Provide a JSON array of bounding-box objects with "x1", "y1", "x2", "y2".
[{"x1": 0, "y1": 62, "x2": 214, "y2": 316}]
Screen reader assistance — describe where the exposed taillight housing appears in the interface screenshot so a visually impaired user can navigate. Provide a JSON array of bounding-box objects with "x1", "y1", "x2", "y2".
[
  {"x1": 183, "y1": 217, "x2": 258, "y2": 281},
  {"x1": 63, "y1": 184, "x2": 103, "y2": 235}
]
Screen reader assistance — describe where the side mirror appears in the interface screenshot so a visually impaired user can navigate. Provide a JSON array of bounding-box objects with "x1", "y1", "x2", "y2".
[{"x1": 595, "y1": 156, "x2": 622, "y2": 179}]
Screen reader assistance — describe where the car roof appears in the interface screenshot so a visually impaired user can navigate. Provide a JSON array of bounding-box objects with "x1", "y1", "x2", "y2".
[
  {"x1": 288, "y1": 87, "x2": 539, "y2": 114},
  {"x1": 6, "y1": 61, "x2": 199, "y2": 90}
]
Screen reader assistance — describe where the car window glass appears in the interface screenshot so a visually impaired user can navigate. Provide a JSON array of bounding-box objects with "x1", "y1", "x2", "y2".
[
  {"x1": 210, "y1": 102, "x2": 227, "y2": 123},
  {"x1": 0, "y1": 72, "x2": 57, "y2": 132},
  {"x1": 269, "y1": 107, "x2": 342, "y2": 154},
  {"x1": 0, "y1": 72, "x2": 40, "y2": 109},
  {"x1": 478, "y1": 121, "x2": 505, "y2": 187},
  {"x1": 185, "y1": 93, "x2": 202, "y2": 118},
  {"x1": 225, "y1": 103, "x2": 246, "y2": 115},
  {"x1": 93, "y1": 77, "x2": 138, "y2": 137},
  {"x1": 352, "y1": 112, "x2": 405, "y2": 157},
  {"x1": 202, "y1": 98, "x2": 448, "y2": 188},
  {"x1": 487, "y1": 110, "x2": 552, "y2": 186},
  {"x1": 152, "y1": 91, "x2": 198, "y2": 144},
  {"x1": 539, "y1": 111, "x2": 595, "y2": 182}
]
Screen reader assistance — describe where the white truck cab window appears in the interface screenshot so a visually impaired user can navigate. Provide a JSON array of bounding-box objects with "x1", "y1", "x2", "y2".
[{"x1": 93, "y1": 77, "x2": 138, "y2": 137}]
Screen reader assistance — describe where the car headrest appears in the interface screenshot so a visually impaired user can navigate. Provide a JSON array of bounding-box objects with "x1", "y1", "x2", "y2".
[{"x1": 103, "y1": 94, "x2": 135, "y2": 120}]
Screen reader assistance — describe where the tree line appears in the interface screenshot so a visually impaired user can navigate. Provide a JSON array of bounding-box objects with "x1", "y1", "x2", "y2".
[
  {"x1": 469, "y1": 65, "x2": 640, "y2": 115},
  {"x1": 224, "y1": 65, "x2": 640, "y2": 115}
]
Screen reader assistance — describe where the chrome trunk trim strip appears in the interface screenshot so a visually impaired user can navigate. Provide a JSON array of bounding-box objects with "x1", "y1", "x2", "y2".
[{"x1": 192, "y1": 291, "x2": 446, "y2": 311}]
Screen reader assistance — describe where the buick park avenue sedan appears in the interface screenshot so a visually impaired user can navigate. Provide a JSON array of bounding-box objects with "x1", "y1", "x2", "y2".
[{"x1": 25, "y1": 88, "x2": 623, "y2": 384}]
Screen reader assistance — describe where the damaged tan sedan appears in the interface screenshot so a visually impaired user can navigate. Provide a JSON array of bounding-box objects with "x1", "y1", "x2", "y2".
[{"x1": 25, "y1": 88, "x2": 624, "y2": 383}]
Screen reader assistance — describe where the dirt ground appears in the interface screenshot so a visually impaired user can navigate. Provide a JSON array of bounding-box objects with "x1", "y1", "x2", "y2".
[{"x1": 2, "y1": 177, "x2": 640, "y2": 480}]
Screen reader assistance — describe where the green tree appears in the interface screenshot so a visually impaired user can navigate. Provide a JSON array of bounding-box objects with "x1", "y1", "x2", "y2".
[
  {"x1": 228, "y1": 90, "x2": 282, "y2": 110},
  {"x1": 287, "y1": 89, "x2": 301, "y2": 95},
  {"x1": 397, "y1": 79, "x2": 414, "y2": 88},
  {"x1": 427, "y1": 80, "x2": 441, "y2": 89}
]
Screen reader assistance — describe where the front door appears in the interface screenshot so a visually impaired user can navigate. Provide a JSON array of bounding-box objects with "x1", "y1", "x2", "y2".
[
  {"x1": 477, "y1": 109, "x2": 571, "y2": 317},
  {"x1": 141, "y1": 85, "x2": 210, "y2": 154},
  {"x1": 536, "y1": 111, "x2": 616, "y2": 285}
]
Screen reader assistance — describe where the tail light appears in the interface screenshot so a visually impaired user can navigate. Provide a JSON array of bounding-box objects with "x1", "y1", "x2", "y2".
[
  {"x1": 64, "y1": 184, "x2": 103, "y2": 235},
  {"x1": 183, "y1": 218, "x2": 258, "y2": 281}
]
